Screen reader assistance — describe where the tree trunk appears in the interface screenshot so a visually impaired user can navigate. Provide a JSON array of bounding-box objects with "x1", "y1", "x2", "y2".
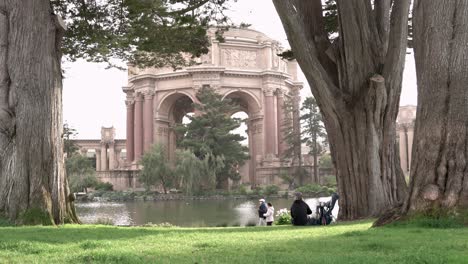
[
  {"x1": 0, "y1": 0, "x2": 79, "y2": 224},
  {"x1": 273, "y1": 0, "x2": 410, "y2": 219},
  {"x1": 403, "y1": 0, "x2": 468, "y2": 214},
  {"x1": 313, "y1": 138, "x2": 319, "y2": 184}
]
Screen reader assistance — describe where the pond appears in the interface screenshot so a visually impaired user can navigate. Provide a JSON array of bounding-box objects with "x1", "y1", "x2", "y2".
[{"x1": 76, "y1": 197, "x2": 339, "y2": 227}]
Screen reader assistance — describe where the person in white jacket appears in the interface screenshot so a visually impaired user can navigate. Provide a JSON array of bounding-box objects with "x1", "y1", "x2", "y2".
[{"x1": 263, "y1": 203, "x2": 275, "y2": 226}]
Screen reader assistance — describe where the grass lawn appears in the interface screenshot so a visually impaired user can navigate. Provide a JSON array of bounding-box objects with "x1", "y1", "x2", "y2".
[{"x1": 0, "y1": 220, "x2": 467, "y2": 263}]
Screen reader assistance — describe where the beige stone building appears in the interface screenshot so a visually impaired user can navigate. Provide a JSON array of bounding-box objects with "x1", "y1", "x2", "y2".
[
  {"x1": 72, "y1": 29, "x2": 418, "y2": 191},
  {"x1": 73, "y1": 28, "x2": 314, "y2": 190},
  {"x1": 396, "y1": 105, "x2": 416, "y2": 174}
]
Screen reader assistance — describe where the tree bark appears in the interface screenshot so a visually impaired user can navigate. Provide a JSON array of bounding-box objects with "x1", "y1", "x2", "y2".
[
  {"x1": 273, "y1": 0, "x2": 410, "y2": 219},
  {"x1": 0, "y1": 0, "x2": 79, "y2": 224},
  {"x1": 403, "y1": 0, "x2": 468, "y2": 214}
]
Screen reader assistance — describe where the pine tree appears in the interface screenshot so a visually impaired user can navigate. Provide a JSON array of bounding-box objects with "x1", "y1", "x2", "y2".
[
  {"x1": 176, "y1": 86, "x2": 249, "y2": 189},
  {"x1": 300, "y1": 97, "x2": 328, "y2": 184},
  {"x1": 280, "y1": 95, "x2": 304, "y2": 187}
]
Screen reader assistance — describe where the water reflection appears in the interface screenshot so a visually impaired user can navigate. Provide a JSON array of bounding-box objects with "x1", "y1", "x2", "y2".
[{"x1": 76, "y1": 197, "x2": 339, "y2": 227}]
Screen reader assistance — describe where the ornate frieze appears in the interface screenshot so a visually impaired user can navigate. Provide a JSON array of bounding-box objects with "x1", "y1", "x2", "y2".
[{"x1": 222, "y1": 49, "x2": 257, "y2": 68}]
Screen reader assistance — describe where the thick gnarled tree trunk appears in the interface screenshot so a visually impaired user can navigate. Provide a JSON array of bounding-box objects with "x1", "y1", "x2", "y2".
[
  {"x1": 0, "y1": 0, "x2": 78, "y2": 224},
  {"x1": 403, "y1": 0, "x2": 468, "y2": 214},
  {"x1": 273, "y1": 0, "x2": 410, "y2": 219}
]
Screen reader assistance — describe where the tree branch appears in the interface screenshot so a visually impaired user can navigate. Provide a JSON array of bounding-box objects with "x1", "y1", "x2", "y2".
[
  {"x1": 165, "y1": 0, "x2": 210, "y2": 16},
  {"x1": 382, "y1": 0, "x2": 410, "y2": 83},
  {"x1": 375, "y1": 0, "x2": 392, "y2": 56},
  {"x1": 0, "y1": 9, "x2": 14, "y2": 137},
  {"x1": 273, "y1": 0, "x2": 347, "y2": 109},
  {"x1": 336, "y1": 0, "x2": 381, "y2": 95}
]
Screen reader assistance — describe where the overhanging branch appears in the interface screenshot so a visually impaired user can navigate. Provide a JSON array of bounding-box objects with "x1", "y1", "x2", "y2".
[
  {"x1": 382, "y1": 0, "x2": 410, "y2": 84},
  {"x1": 273, "y1": 0, "x2": 347, "y2": 108}
]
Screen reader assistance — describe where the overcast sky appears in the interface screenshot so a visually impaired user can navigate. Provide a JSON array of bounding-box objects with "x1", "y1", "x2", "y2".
[{"x1": 63, "y1": 0, "x2": 417, "y2": 139}]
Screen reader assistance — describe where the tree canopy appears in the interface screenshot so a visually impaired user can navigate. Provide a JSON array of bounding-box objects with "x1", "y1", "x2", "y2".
[{"x1": 50, "y1": 0, "x2": 233, "y2": 68}]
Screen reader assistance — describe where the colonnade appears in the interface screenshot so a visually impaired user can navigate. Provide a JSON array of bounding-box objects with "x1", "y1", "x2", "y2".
[{"x1": 126, "y1": 91, "x2": 154, "y2": 164}]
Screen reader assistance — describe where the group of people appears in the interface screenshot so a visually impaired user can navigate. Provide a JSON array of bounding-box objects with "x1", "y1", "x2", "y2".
[
  {"x1": 257, "y1": 192, "x2": 339, "y2": 226},
  {"x1": 257, "y1": 198, "x2": 275, "y2": 226}
]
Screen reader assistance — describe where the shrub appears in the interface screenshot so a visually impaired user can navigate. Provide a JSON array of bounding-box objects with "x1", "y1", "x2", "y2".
[
  {"x1": 0, "y1": 217, "x2": 14, "y2": 227},
  {"x1": 296, "y1": 184, "x2": 334, "y2": 196},
  {"x1": 95, "y1": 182, "x2": 113, "y2": 191},
  {"x1": 263, "y1": 185, "x2": 280, "y2": 195},
  {"x1": 275, "y1": 208, "x2": 292, "y2": 225},
  {"x1": 232, "y1": 185, "x2": 247, "y2": 195},
  {"x1": 323, "y1": 175, "x2": 337, "y2": 187}
]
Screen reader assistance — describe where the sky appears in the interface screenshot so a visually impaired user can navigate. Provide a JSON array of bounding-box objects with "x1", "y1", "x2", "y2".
[{"x1": 63, "y1": 0, "x2": 417, "y2": 139}]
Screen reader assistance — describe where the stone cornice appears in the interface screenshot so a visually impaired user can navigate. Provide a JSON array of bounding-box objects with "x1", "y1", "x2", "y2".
[{"x1": 128, "y1": 67, "x2": 293, "y2": 83}]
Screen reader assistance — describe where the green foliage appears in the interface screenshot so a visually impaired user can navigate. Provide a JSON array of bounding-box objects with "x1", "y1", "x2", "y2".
[
  {"x1": 175, "y1": 149, "x2": 224, "y2": 195},
  {"x1": 20, "y1": 208, "x2": 53, "y2": 226},
  {"x1": 319, "y1": 153, "x2": 333, "y2": 168},
  {"x1": 139, "y1": 144, "x2": 175, "y2": 193},
  {"x1": 275, "y1": 208, "x2": 292, "y2": 225},
  {"x1": 231, "y1": 185, "x2": 247, "y2": 195},
  {"x1": 50, "y1": 0, "x2": 232, "y2": 69},
  {"x1": 0, "y1": 217, "x2": 13, "y2": 227},
  {"x1": 301, "y1": 97, "x2": 327, "y2": 157},
  {"x1": 278, "y1": 170, "x2": 295, "y2": 190},
  {"x1": 176, "y1": 86, "x2": 249, "y2": 187},
  {"x1": 263, "y1": 185, "x2": 280, "y2": 195},
  {"x1": 94, "y1": 182, "x2": 114, "y2": 191},
  {"x1": 322, "y1": 175, "x2": 337, "y2": 188},
  {"x1": 63, "y1": 122, "x2": 78, "y2": 158},
  {"x1": 323, "y1": 0, "x2": 338, "y2": 37},
  {"x1": 391, "y1": 210, "x2": 468, "y2": 229},
  {"x1": 295, "y1": 184, "x2": 335, "y2": 196},
  {"x1": 66, "y1": 154, "x2": 98, "y2": 193}
]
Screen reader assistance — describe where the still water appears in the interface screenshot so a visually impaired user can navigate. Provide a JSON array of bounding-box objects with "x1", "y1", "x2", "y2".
[{"x1": 76, "y1": 197, "x2": 339, "y2": 227}]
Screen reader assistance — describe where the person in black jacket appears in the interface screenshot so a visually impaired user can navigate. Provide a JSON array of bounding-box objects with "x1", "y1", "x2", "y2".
[
  {"x1": 258, "y1": 198, "x2": 268, "y2": 226},
  {"x1": 290, "y1": 192, "x2": 312, "y2": 226}
]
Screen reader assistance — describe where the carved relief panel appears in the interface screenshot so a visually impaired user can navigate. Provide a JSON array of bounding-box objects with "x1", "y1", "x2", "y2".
[{"x1": 222, "y1": 49, "x2": 258, "y2": 68}]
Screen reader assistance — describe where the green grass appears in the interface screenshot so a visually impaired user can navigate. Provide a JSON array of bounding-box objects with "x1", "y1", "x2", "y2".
[{"x1": 0, "y1": 220, "x2": 467, "y2": 263}]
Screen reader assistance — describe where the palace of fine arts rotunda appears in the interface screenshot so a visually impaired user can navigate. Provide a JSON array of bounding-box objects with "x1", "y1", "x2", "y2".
[{"x1": 72, "y1": 28, "x2": 416, "y2": 191}]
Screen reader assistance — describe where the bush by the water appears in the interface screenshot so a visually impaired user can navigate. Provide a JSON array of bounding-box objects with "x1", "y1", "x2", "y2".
[
  {"x1": 263, "y1": 185, "x2": 280, "y2": 195},
  {"x1": 94, "y1": 182, "x2": 113, "y2": 191},
  {"x1": 275, "y1": 208, "x2": 292, "y2": 225},
  {"x1": 295, "y1": 184, "x2": 335, "y2": 196}
]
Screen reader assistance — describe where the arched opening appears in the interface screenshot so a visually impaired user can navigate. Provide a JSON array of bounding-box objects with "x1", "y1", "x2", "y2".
[
  {"x1": 156, "y1": 93, "x2": 195, "y2": 161},
  {"x1": 224, "y1": 90, "x2": 262, "y2": 186}
]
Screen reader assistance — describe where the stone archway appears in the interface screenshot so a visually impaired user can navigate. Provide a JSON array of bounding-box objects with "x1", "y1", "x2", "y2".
[
  {"x1": 155, "y1": 92, "x2": 196, "y2": 161},
  {"x1": 122, "y1": 28, "x2": 304, "y2": 187}
]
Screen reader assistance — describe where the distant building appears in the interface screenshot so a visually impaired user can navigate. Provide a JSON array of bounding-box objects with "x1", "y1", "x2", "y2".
[{"x1": 396, "y1": 105, "x2": 416, "y2": 174}]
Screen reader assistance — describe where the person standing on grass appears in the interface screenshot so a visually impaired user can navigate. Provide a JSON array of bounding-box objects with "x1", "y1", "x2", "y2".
[
  {"x1": 264, "y1": 202, "x2": 275, "y2": 226},
  {"x1": 290, "y1": 192, "x2": 312, "y2": 226},
  {"x1": 258, "y1": 198, "x2": 268, "y2": 226}
]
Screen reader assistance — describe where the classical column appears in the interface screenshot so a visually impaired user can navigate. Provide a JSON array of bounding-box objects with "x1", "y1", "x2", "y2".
[
  {"x1": 407, "y1": 123, "x2": 414, "y2": 172},
  {"x1": 264, "y1": 89, "x2": 276, "y2": 156},
  {"x1": 398, "y1": 125, "x2": 408, "y2": 173},
  {"x1": 276, "y1": 90, "x2": 287, "y2": 157},
  {"x1": 134, "y1": 93, "x2": 144, "y2": 161},
  {"x1": 143, "y1": 91, "x2": 154, "y2": 152},
  {"x1": 101, "y1": 144, "x2": 108, "y2": 171},
  {"x1": 109, "y1": 143, "x2": 115, "y2": 171},
  {"x1": 125, "y1": 99, "x2": 135, "y2": 163},
  {"x1": 95, "y1": 149, "x2": 101, "y2": 171}
]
